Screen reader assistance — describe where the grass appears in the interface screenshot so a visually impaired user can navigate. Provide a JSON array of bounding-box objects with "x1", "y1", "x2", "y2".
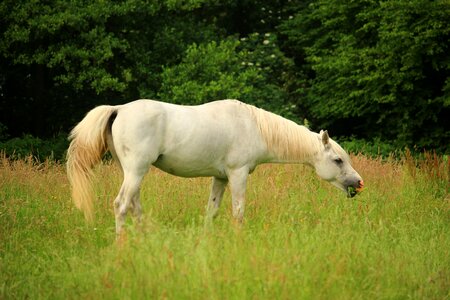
[{"x1": 0, "y1": 154, "x2": 449, "y2": 299}]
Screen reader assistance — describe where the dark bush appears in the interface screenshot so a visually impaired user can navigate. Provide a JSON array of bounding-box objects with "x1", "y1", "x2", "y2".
[{"x1": 0, "y1": 134, "x2": 68, "y2": 162}]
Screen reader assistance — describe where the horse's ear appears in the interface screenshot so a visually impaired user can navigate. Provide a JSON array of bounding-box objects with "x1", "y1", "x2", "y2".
[{"x1": 320, "y1": 130, "x2": 330, "y2": 148}]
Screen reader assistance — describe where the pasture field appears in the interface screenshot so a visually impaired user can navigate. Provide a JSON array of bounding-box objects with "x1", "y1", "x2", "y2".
[{"x1": 0, "y1": 154, "x2": 448, "y2": 299}]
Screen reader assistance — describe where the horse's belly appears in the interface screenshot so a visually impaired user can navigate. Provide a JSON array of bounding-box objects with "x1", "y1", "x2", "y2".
[{"x1": 152, "y1": 154, "x2": 226, "y2": 178}]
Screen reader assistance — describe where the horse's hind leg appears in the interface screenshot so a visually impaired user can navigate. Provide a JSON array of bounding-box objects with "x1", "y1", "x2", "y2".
[
  {"x1": 114, "y1": 171, "x2": 145, "y2": 235},
  {"x1": 206, "y1": 177, "x2": 228, "y2": 222},
  {"x1": 110, "y1": 104, "x2": 163, "y2": 236},
  {"x1": 130, "y1": 191, "x2": 142, "y2": 223}
]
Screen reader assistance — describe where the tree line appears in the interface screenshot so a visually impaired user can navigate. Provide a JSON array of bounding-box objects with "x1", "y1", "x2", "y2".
[{"x1": 1, "y1": 0, "x2": 449, "y2": 157}]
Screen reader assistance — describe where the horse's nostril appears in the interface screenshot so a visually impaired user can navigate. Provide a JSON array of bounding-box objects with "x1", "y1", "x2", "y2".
[{"x1": 355, "y1": 180, "x2": 364, "y2": 193}]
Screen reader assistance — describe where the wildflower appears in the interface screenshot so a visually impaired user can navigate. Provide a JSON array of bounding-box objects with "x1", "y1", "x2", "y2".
[{"x1": 263, "y1": 40, "x2": 270, "y2": 45}]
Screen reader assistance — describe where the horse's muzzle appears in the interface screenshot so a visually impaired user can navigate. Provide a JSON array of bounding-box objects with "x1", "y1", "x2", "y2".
[{"x1": 347, "y1": 180, "x2": 364, "y2": 198}]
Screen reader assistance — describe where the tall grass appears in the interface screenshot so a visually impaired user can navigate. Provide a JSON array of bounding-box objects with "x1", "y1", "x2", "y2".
[{"x1": 0, "y1": 153, "x2": 448, "y2": 299}]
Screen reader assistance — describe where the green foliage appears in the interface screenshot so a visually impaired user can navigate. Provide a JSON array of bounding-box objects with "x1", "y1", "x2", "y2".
[
  {"x1": 0, "y1": 0, "x2": 230, "y2": 96},
  {"x1": 0, "y1": 134, "x2": 68, "y2": 161},
  {"x1": 128, "y1": 12, "x2": 223, "y2": 99},
  {"x1": 0, "y1": 0, "x2": 448, "y2": 155},
  {"x1": 159, "y1": 35, "x2": 297, "y2": 118},
  {"x1": 339, "y1": 137, "x2": 399, "y2": 158},
  {"x1": 238, "y1": 32, "x2": 298, "y2": 118},
  {"x1": 280, "y1": 0, "x2": 450, "y2": 152},
  {"x1": 0, "y1": 0, "x2": 156, "y2": 94},
  {"x1": 159, "y1": 39, "x2": 257, "y2": 103}
]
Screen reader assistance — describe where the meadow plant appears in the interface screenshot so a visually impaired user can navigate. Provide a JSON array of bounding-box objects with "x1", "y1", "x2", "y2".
[{"x1": 0, "y1": 153, "x2": 448, "y2": 299}]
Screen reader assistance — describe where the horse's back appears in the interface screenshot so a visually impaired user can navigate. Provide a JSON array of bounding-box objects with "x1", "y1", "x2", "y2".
[
  {"x1": 119, "y1": 99, "x2": 254, "y2": 138},
  {"x1": 112, "y1": 99, "x2": 268, "y2": 177}
]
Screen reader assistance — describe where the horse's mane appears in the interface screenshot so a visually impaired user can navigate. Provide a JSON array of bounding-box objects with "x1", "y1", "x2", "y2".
[{"x1": 244, "y1": 103, "x2": 349, "y2": 163}]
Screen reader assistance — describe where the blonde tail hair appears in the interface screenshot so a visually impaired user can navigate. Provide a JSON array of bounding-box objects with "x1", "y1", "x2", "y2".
[{"x1": 66, "y1": 105, "x2": 117, "y2": 221}]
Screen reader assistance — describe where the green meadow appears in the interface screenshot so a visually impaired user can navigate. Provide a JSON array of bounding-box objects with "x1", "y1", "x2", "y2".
[{"x1": 0, "y1": 154, "x2": 448, "y2": 299}]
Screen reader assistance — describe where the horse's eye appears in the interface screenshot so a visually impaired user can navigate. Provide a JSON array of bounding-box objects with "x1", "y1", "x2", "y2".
[{"x1": 334, "y1": 158, "x2": 343, "y2": 165}]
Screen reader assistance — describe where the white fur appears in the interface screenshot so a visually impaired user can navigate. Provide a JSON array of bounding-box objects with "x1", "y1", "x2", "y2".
[{"x1": 67, "y1": 99, "x2": 363, "y2": 234}]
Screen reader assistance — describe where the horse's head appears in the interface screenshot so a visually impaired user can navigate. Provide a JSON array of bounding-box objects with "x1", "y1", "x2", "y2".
[{"x1": 312, "y1": 130, "x2": 364, "y2": 198}]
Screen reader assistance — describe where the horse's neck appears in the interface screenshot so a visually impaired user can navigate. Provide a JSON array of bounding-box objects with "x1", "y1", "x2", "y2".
[
  {"x1": 252, "y1": 108, "x2": 320, "y2": 165},
  {"x1": 267, "y1": 129, "x2": 318, "y2": 165}
]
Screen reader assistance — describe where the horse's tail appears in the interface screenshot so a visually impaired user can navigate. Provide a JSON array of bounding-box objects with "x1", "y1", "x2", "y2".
[{"x1": 66, "y1": 105, "x2": 118, "y2": 222}]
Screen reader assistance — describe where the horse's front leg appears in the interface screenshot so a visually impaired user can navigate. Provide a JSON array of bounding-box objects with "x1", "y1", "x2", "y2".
[
  {"x1": 227, "y1": 167, "x2": 249, "y2": 223},
  {"x1": 206, "y1": 177, "x2": 228, "y2": 221}
]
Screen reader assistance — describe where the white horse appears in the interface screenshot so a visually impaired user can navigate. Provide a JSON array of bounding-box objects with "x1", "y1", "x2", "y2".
[{"x1": 67, "y1": 99, "x2": 364, "y2": 234}]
